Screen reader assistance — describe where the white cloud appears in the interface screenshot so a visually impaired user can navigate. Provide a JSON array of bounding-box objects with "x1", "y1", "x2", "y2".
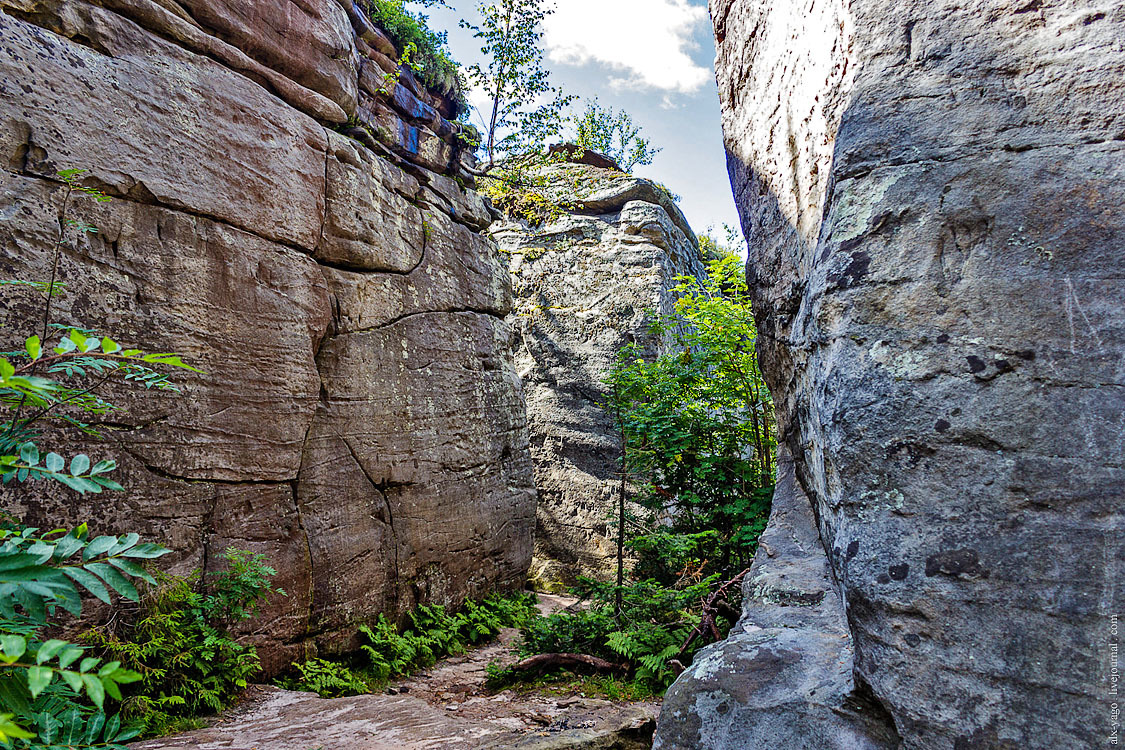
[{"x1": 543, "y1": 0, "x2": 710, "y2": 94}]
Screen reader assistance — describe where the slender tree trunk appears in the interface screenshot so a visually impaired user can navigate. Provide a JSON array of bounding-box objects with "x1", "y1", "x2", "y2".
[
  {"x1": 485, "y1": 5, "x2": 515, "y2": 166},
  {"x1": 616, "y1": 424, "x2": 627, "y2": 617}
]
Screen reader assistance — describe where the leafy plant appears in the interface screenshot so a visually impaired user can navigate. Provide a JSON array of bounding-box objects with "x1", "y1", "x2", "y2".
[
  {"x1": 511, "y1": 255, "x2": 774, "y2": 693},
  {"x1": 462, "y1": 0, "x2": 576, "y2": 168},
  {"x1": 517, "y1": 577, "x2": 726, "y2": 690},
  {"x1": 276, "y1": 659, "x2": 373, "y2": 700},
  {"x1": 279, "y1": 593, "x2": 538, "y2": 698},
  {"x1": 572, "y1": 100, "x2": 661, "y2": 173},
  {"x1": 606, "y1": 254, "x2": 774, "y2": 582},
  {"x1": 83, "y1": 549, "x2": 283, "y2": 736},
  {"x1": 0, "y1": 522, "x2": 170, "y2": 747},
  {"x1": 366, "y1": 0, "x2": 467, "y2": 111},
  {"x1": 479, "y1": 153, "x2": 576, "y2": 225}
]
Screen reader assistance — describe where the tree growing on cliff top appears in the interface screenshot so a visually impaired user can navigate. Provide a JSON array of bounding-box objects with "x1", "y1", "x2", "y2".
[
  {"x1": 461, "y1": 0, "x2": 575, "y2": 168},
  {"x1": 573, "y1": 100, "x2": 661, "y2": 173}
]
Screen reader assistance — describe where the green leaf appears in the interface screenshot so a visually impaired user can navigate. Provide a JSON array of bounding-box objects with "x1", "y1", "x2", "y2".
[
  {"x1": 86, "y1": 562, "x2": 139, "y2": 600},
  {"x1": 101, "y1": 337, "x2": 121, "y2": 355},
  {"x1": 60, "y1": 669, "x2": 83, "y2": 692},
  {"x1": 26, "y1": 665, "x2": 53, "y2": 698},
  {"x1": 25, "y1": 336, "x2": 41, "y2": 360},
  {"x1": 19, "y1": 442, "x2": 39, "y2": 466},
  {"x1": 107, "y1": 556, "x2": 155, "y2": 584},
  {"x1": 89, "y1": 459, "x2": 116, "y2": 476},
  {"x1": 82, "y1": 535, "x2": 118, "y2": 561},
  {"x1": 69, "y1": 453, "x2": 91, "y2": 477},
  {"x1": 0, "y1": 635, "x2": 26, "y2": 661},
  {"x1": 36, "y1": 639, "x2": 70, "y2": 664},
  {"x1": 108, "y1": 668, "x2": 141, "y2": 685},
  {"x1": 45, "y1": 452, "x2": 64, "y2": 472},
  {"x1": 84, "y1": 712, "x2": 105, "y2": 744},
  {"x1": 63, "y1": 567, "x2": 111, "y2": 604},
  {"x1": 120, "y1": 543, "x2": 171, "y2": 559},
  {"x1": 0, "y1": 713, "x2": 35, "y2": 741},
  {"x1": 82, "y1": 673, "x2": 106, "y2": 708},
  {"x1": 53, "y1": 533, "x2": 84, "y2": 560},
  {"x1": 0, "y1": 358, "x2": 13, "y2": 379},
  {"x1": 58, "y1": 646, "x2": 85, "y2": 670},
  {"x1": 79, "y1": 656, "x2": 100, "y2": 673},
  {"x1": 106, "y1": 532, "x2": 139, "y2": 555}
]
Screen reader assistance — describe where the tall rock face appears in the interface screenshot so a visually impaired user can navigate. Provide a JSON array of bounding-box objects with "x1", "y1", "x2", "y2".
[
  {"x1": 492, "y1": 163, "x2": 705, "y2": 585},
  {"x1": 0, "y1": 0, "x2": 535, "y2": 670},
  {"x1": 658, "y1": 0, "x2": 1125, "y2": 747}
]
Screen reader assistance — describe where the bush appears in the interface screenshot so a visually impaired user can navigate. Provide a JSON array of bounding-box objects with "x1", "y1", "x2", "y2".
[
  {"x1": 365, "y1": 0, "x2": 466, "y2": 112},
  {"x1": 517, "y1": 578, "x2": 731, "y2": 690},
  {"x1": 83, "y1": 549, "x2": 284, "y2": 736},
  {"x1": 573, "y1": 100, "x2": 661, "y2": 173},
  {"x1": 277, "y1": 659, "x2": 373, "y2": 699},
  {"x1": 0, "y1": 522, "x2": 169, "y2": 748},
  {"x1": 280, "y1": 592, "x2": 538, "y2": 698}
]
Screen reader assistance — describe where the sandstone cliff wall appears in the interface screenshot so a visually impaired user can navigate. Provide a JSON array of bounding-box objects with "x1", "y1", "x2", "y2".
[
  {"x1": 0, "y1": 0, "x2": 535, "y2": 670},
  {"x1": 492, "y1": 164, "x2": 705, "y2": 585},
  {"x1": 658, "y1": 0, "x2": 1125, "y2": 747}
]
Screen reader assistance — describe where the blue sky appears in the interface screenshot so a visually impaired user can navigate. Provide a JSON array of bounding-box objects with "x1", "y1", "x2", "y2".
[{"x1": 418, "y1": 0, "x2": 741, "y2": 240}]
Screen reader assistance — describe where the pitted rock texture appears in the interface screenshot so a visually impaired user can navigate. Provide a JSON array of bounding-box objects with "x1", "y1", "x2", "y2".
[
  {"x1": 656, "y1": 449, "x2": 900, "y2": 749},
  {"x1": 492, "y1": 163, "x2": 705, "y2": 585},
  {"x1": 656, "y1": 0, "x2": 1125, "y2": 747},
  {"x1": 0, "y1": 1, "x2": 533, "y2": 670}
]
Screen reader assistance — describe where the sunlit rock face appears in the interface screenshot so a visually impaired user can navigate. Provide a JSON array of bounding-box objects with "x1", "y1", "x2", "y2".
[
  {"x1": 491, "y1": 162, "x2": 706, "y2": 587},
  {"x1": 0, "y1": 0, "x2": 534, "y2": 671},
  {"x1": 657, "y1": 0, "x2": 1125, "y2": 747}
]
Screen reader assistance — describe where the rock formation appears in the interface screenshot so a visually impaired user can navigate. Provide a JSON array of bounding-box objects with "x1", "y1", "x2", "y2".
[
  {"x1": 0, "y1": 0, "x2": 535, "y2": 670},
  {"x1": 657, "y1": 0, "x2": 1125, "y2": 747},
  {"x1": 492, "y1": 162, "x2": 705, "y2": 585}
]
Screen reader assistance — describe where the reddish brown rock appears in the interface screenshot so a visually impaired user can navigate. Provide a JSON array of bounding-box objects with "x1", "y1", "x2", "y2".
[{"x1": 0, "y1": 1, "x2": 534, "y2": 668}]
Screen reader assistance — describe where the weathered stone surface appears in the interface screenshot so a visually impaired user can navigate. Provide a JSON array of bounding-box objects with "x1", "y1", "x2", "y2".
[
  {"x1": 494, "y1": 163, "x2": 705, "y2": 584},
  {"x1": 174, "y1": 0, "x2": 358, "y2": 114},
  {"x1": 320, "y1": 131, "x2": 425, "y2": 272},
  {"x1": 0, "y1": 1, "x2": 534, "y2": 668},
  {"x1": 657, "y1": 0, "x2": 1125, "y2": 747},
  {"x1": 0, "y1": 5, "x2": 329, "y2": 248},
  {"x1": 301, "y1": 310, "x2": 535, "y2": 645},
  {"x1": 656, "y1": 449, "x2": 899, "y2": 749}
]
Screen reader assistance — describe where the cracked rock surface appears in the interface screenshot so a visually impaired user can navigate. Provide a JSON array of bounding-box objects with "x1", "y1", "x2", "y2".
[
  {"x1": 0, "y1": 0, "x2": 534, "y2": 669},
  {"x1": 491, "y1": 163, "x2": 706, "y2": 585},
  {"x1": 656, "y1": 0, "x2": 1125, "y2": 747}
]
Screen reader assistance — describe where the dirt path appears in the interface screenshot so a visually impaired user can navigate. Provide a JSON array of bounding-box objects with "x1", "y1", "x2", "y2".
[{"x1": 137, "y1": 594, "x2": 659, "y2": 750}]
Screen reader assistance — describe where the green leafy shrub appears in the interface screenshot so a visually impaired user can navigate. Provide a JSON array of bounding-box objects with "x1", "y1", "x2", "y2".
[
  {"x1": 0, "y1": 169, "x2": 204, "y2": 746},
  {"x1": 82, "y1": 549, "x2": 283, "y2": 736},
  {"x1": 517, "y1": 578, "x2": 723, "y2": 691},
  {"x1": 573, "y1": 100, "x2": 661, "y2": 173},
  {"x1": 0, "y1": 522, "x2": 171, "y2": 748},
  {"x1": 365, "y1": 0, "x2": 465, "y2": 111},
  {"x1": 276, "y1": 659, "x2": 374, "y2": 699},
  {"x1": 280, "y1": 592, "x2": 538, "y2": 698}
]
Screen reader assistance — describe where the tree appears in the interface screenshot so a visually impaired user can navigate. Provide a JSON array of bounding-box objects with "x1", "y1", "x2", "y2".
[
  {"x1": 462, "y1": 0, "x2": 575, "y2": 169},
  {"x1": 606, "y1": 254, "x2": 774, "y2": 582},
  {"x1": 573, "y1": 100, "x2": 661, "y2": 173}
]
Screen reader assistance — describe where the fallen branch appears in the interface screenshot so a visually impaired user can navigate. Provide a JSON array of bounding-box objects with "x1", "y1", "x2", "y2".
[
  {"x1": 669, "y1": 568, "x2": 751, "y2": 676},
  {"x1": 507, "y1": 652, "x2": 627, "y2": 676}
]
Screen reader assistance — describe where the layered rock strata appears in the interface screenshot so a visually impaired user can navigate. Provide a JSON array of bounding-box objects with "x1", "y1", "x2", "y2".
[
  {"x1": 0, "y1": 0, "x2": 534, "y2": 669},
  {"x1": 492, "y1": 163, "x2": 705, "y2": 585},
  {"x1": 657, "y1": 0, "x2": 1125, "y2": 747}
]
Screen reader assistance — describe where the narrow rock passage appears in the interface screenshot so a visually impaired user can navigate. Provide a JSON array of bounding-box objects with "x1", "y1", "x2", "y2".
[{"x1": 137, "y1": 595, "x2": 658, "y2": 750}]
